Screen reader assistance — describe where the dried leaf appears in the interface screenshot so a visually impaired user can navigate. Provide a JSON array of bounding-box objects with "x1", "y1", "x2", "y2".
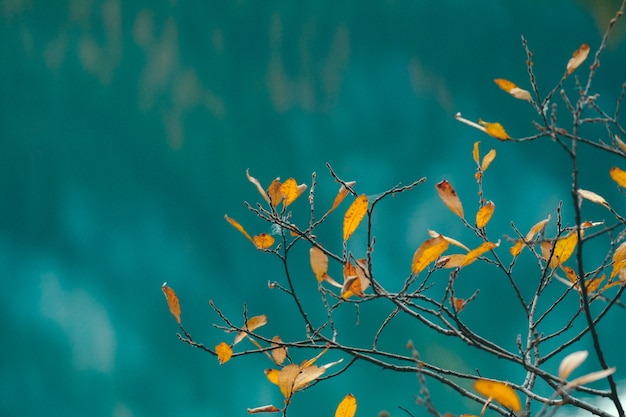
[
  {"x1": 436, "y1": 180, "x2": 464, "y2": 218},
  {"x1": 280, "y1": 178, "x2": 306, "y2": 206},
  {"x1": 543, "y1": 231, "x2": 578, "y2": 268},
  {"x1": 479, "y1": 119, "x2": 511, "y2": 140},
  {"x1": 577, "y1": 189, "x2": 610, "y2": 209},
  {"x1": 412, "y1": 235, "x2": 449, "y2": 274},
  {"x1": 586, "y1": 275, "x2": 605, "y2": 293},
  {"x1": 438, "y1": 253, "x2": 467, "y2": 269},
  {"x1": 341, "y1": 260, "x2": 370, "y2": 298},
  {"x1": 278, "y1": 364, "x2": 301, "y2": 398},
  {"x1": 247, "y1": 405, "x2": 281, "y2": 414},
  {"x1": 246, "y1": 169, "x2": 271, "y2": 204},
  {"x1": 561, "y1": 265, "x2": 578, "y2": 284},
  {"x1": 566, "y1": 43, "x2": 590, "y2": 75},
  {"x1": 216, "y1": 342, "x2": 233, "y2": 365},
  {"x1": 474, "y1": 379, "x2": 521, "y2": 412},
  {"x1": 253, "y1": 233, "x2": 275, "y2": 249},
  {"x1": 343, "y1": 194, "x2": 368, "y2": 241},
  {"x1": 310, "y1": 246, "x2": 329, "y2": 282},
  {"x1": 461, "y1": 241, "x2": 499, "y2": 267},
  {"x1": 559, "y1": 350, "x2": 588, "y2": 380},
  {"x1": 476, "y1": 201, "x2": 495, "y2": 229},
  {"x1": 267, "y1": 178, "x2": 282, "y2": 207},
  {"x1": 481, "y1": 148, "x2": 496, "y2": 171},
  {"x1": 611, "y1": 241, "x2": 626, "y2": 279},
  {"x1": 565, "y1": 367, "x2": 616, "y2": 389},
  {"x1": 335, "y1": 393, "x2": 357, "y2": 417},
  {"x1": 161, "y1": 282, "x2": 181, "y2": 324},
  {"x1": 494, "y1": 78, "x2": 532, "y2": 101},
  {"x1": 276, "y1": 348, "x2": 338, "y2": 399},
  {"x1": 234, "y1": 314, "x2": 268, "y2": 345},
  {"x1": 271, "y1": 336, "x2": 287, "y2": 366},
  {"x1": 452, "y1": 297, "x2": 467, "y2": 312},
  {"x1": 610, "y1": 166, "x2": 626, "y2": 188},
  {"x1": 473, "y1": 141, "x2": 480, "y2": 165},
  {"x1": 224, "y1": 214, "x2": 253, "y2": 243},
  {"x1": 428, "y1": 230, "x2": 470, "y2": 251}
]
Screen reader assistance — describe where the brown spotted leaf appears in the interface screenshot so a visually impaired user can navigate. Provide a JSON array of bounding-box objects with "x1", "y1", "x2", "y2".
[
  {"x1": 162, "y1": 282, "x2": 181, "y2": 324},
  {"x1": 436, "y1": 180, "x2": 464, "y2": 219}
]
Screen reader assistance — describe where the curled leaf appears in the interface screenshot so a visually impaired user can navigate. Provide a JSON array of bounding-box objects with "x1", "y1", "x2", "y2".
[
  {"x1": 225, "y1": 214, "x2": 253, "y2": 243},
  {"x1": 216, "y1": 341, "x2": 233, "y2": 365},
  {"x1": 610, "y1": 166, "x2": 626, "y2": 188},
  {"x1": 473, "y1": 141, "x2": 480, "y2": 164},
  {"x1": 474, "y1": 379, "x2": 521, "y2": 412},
  {"x1": 566, "y1": 43, "x2": 590, "y2": 75},
  {"x1": 476, "y1": 201, "x2": 495, "y2": 229},
  {"x1": 247, "y1": 405, "x2": 281, "y2": 414},
  {"x1": 577, "y1": 189, "x2": 610, "y2": 209},
  {"x1": 412, "y1": 235, "x2": 449, "y2": 274},
  {"x1": 276, "y1": 347, "x2": 340, "y2": 399},
  {"x1": 341, "y1": 259, "x2": 370, "y2": 298},
  {"x1": 565, "y1": 367, "x2": 616, "y2": 389},
  {"x1": 234, "y1": 314, "x2": 268, "y2": 345},
  {"x1": 246, "y1": 169, "x2": 271, "y2": 204},
  {"x1": 327, "y1": 181, "x2": 356, "y2": 215},
  {"x1": 335, "y1": 393, "x2": 357, "y2": 417},
  {"x1": 310, "y1": 247, "x2": 342, "y2": 287},
  {"x1": 162, "y1": 282, "x2": 182, "y2": 324},
  {"x1": 436, "y1": 180, "x2": 464, "y2": 218},
  {"x1": 343, "y1": 194, "x2": 368, "y2": 241},
  {"x1": 494, "y1": 78, "x2": 532, "y2": 101},
  {"x1": 559, "y1": 350, "x2": 588, "y2": 380}
]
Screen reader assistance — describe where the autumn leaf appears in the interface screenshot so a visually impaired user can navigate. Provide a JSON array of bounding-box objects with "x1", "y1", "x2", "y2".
[
  {"x1": 479, "y1": 119, "x2": 511, "y2": 140},
  {"x1": 253, "y1": 233, "x2": 275, "y2": 249},
  {"x1": 335, "y1": 393, "x2": 357, "y2": 417},
  {"x1": 343, "y1": 194, "x2": 368, "y2": 241},
  {"x1": 473, "y1": 141, "x2": 480, "y2": 165},
  {"x1": 611, "y1": 241, "x2": 626, "y2": 279},
  {"x1": 476, "y1": 201, "x2": 495, "y2": 229},
  {"x1": 326, "y1": 181, "x2": 356, "y2": 216},
  {"x1": 412, "y1": 235, "x2": 449, "y2": 274},
  {"x1": 437, "y1": 253, "x2": 467, "y2": 269},
  {"x1": 271, "y1": 336, "x2": 287, "y2": 366},
  {"x1": 461, "y1": 241, "x2": 499, "y2": 267},
  {"x1": 275, "y1": 347, "x2": 341, "y2": 399},
  {"x1": 615, "y1": 135, "x2": 626, "y2": 153},
  {"x1": 246, "y1": 169, "x2": 271, "y2": 204},
  {"x1": 577, "y1": 189, "x2": 610, "y2": 209},
  {"x1": 247, "y1": 405, "x2": 281, "y2": 414},
  {"x1": 428, "y1": 230, "x2": 470, "y2": 251},
  {"x1": 482, "y1": 148, "x2": 496, "y2": 171},
  {"x1": 452, "y1": 297, "x2": 468, "y2": 312},
  {"x1": 436, "y1": 180, "x2": 464, "y2": 218},
  {"x1": 494, "y1": 78, "x2": 532, "y2": 101},
  {"x1": 216, "y1": 342, "x2": 233, "y2": 365},
  {"x1": 559, "y1": 350, "x2": 588, "y2": 380},
  {"x1": 474, "y1": 379, "x2": 521, "y2": 413},
  {"x1": 565, "y1": 367, "x2": 616, "y2": 390},
  {"x1": 265, "y1": 368, "x2": 279, "y2": 385},
  {"x1": 234, "y1": 314, "x2": 268, "y2": 345},
  {"x1": 267, "y1": 178, "x2": 282, "y2": 207},
  {"x1": 342, "y1": 259, "x2": 370, "y2": 298},
  {"x1": 280, "y1": 177, "x2": 307, "y2": 206},
  {"x1": 162, "y1": 282, "x2": 181, "y2": 324},
  {"x1": 225, "y1": 214, "x2": 253, "y2": 243},
  {"x1": 610, "y1": 167, "x2": 626, "y2": 188},
  {"x1": 542, "y1": 231, "x2": 578, "y2": 268},
  {"x1": 566, "y1": 43, "x2": 590, "y2": 75}
]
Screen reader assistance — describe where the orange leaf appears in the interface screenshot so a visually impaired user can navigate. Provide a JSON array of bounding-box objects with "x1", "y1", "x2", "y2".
[
  {"x1": 586, "y1": 275, "x2": 605, "y2": 293},
  {"x1": 479, "y1": 119, "x2": 511, "y2": 140},
  {"x1": 473, "y1": 141, "x2": 480, "y2": 165},
  {"x1": 247, "y1": 405, "x2": 281, "y2": 414},
  {"x1": 610, "y1": 167, "x2": 626, "y2": 188},
  {"x1": 561, "y1": 265, "x2": 578, "y2": 285},
  {"x1": 343, "y1": 194, "x2": 368, "y2": 241},
  {"x1": 280, "y1": 178, "x2": 306, "y2": 206},
  {"x1": 267, "y1": 178, "x2": 283, "y2": 207},
  {"x1": 335, "y1": 393, "x2": 357, "y2": 417},
  {"x1": 224, "y1": 214, "x2": 253, "y2": 243},
  {"x1": 161, "y1": 282, "x2": 181, "y2": 324},
  {"x1": 481, "y1": 148, "x2": 496, "y2": 171},
  {"x1": 412, "y1": 235, "x2": 449, "y2": 274},
  {"x1": 246, "y1": 169, "x2": 271, "y2": 204},
  {"x1": 271, "y1": 336, "x2": 287, "y2": 366},
  {"x1": 253, "y1": 233, "x2": 275, "y2": 249},
  {"x1": 494, "y1": 78, "x2": 531, "y2": 101},
  {"x1": 326, "y1": 181, "x2": 356, "y2": 215},
  {"x1": 234, "y1": 314, "x2": 268, "y2": 345},
  {"x1": 474, "y1": 379, "x2": 521, "y2": 412},
  {"x1": 452, "y1": 297, "x2": 467, "y2": 312},
  {"x1": 461, "y1": 241, "x2": 498, "y2": 267},
  {"x1": 215, "y1": 342, "x2": 233, "y2": 365},
  {"x1": 436, "y1": 180, "x2": 464, "y2": 218},
  {"x1": 476, "y1": 201, "x2": 495, "y2": 229},
  {"x1": 611, "y1": 241, "x2": 626, "y2": 279},
  {"x1": 566, "y1": 43, "x2": 590, "y2": 75}
]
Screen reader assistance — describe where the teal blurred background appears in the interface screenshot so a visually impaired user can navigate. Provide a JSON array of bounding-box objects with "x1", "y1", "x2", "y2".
[{"x1": 2, "y1": 1, "x2": 626, "y2": 416}]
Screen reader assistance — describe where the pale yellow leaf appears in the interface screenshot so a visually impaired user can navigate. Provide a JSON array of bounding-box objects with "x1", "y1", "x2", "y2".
[
  {"x1": 428, "y1": 230, "x2": 470, "y2": 251},
  {"x1": 565, "y1": 367, "x2": 616, "y2": 389},
  {"x1": 577, "y1": 189, "x2": 610, "y2": 209},
  {"x1": 247, "y1": 405, "x2": 281, "y2": 414},
  {"x1": 246, "y1": 169, "x2": 271, "y2": 204},
  {"x1": 412, "y1": 235, "x2": 449, "y2": 274},
  {"x1": 476, "y1": 201, "x2": 495, "y2": 229},
  {"x1": 277, "y1": 364, "x2": 300, "y2": 398},
  {"x1": 438, "y1": 253, "x2": 466, "y2": 269},
  {"x1": 335, "y1": 393, "x2": 357, "y2": 417},
  {"x1": 610, "y1": 166, "x2": 626, "y2": 188},
  {"x1": 215, "y1": 341, "x2": 233, "y2": 365},
  {"x1": 566, "y1": 43, "x2": 590, "y2": 75},
  {"x1": 611, "y1": 241, "x2": 626, "y2": 279},
  {"x1": 436, "y1": 180, "x2": 464, "y2": 218},
  {"x1": 559, "y1": 350, "x2": 588, "y2": 380},
  {"x1": 224, "y1": 214, "x2": 253, "y2": 243},
  {"x1": 234, "y1": 314, "x2": 268, "y2": 345},
  {"x1": 293, "y1": 365, "x2": 325, "y2": 392},
  {"x1": 162, "y1": 282, "x2": 182, "y2": 324},
  {"x1": 481, "y1": 148, "x2": 496, "y2": 171},
  {"x1": 615, "y1": 135, "x2": 626, "y2": 153},
  {"x1": 525, "y1": 215, "x2": 551, "y2": 242},
  {"x1": 271, "y1": 336, "x2": 287, "y2": 366},
  {"x1": 474, "y1": 379, "x2": 521, "y2": 412},
  {"x1": 343, "y1": 194, "x2": 368, "y2": 241},
  {"x1": 310, "y1": 246, "x2": 329, "y2": 282}
]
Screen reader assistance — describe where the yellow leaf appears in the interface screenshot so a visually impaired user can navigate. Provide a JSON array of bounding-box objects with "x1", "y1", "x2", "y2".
[
  {"x1": 271, "y1": 336, "x2": 287, "y2": 366},
  {"x1": 412, "y1": 235, "x2": 449, "y2": 274},
  {"x1": 438, "y1": 253, "x2": 466, "y2": 269},
  {"x1": 278, "y1": 364, "x2": 301, "y2": 398},
  {"x1": 265, "y1": 368, "x2": 280, "y2": 385},
  {"x1": 510, "y1": 240, "x2": 524, "y2": 257},
  {"x1": 526, "y1": 216, "x2": 551, "y2": 241},
  {"x1": 247, "y1": 405, "x2": 281, "y2": 414},
  {"x1": 479, "y1": 119, "x2": 511, "y2": 140},
  {"x1": 461, "y1": 241, "x2": 498, "y2": 267},
  {"x1": 343, "y1": 194, "x2": 368, "y2": 241},
  {"x1": 494, "y1": 78, "x2": 531, "y2": 101},
  {"x1": 481, "y1": 148, "x2": 496, "y2": 171},
  {"x1": 611, "y1": 241, "x2": 626, "y2": 279},
  {"x1": 559, "y1": 350, "x2": 588, "y2": 380},
  {"x1": 341, "y1": 260, "x2": 370, "y2": 298},
  {"x1": 234, "y1": 314, "x2": 268, "y2": 345},
  {"x1": 543, "y1": 231, "x2": 578, "y2": 268},
  {"x1": 586, "y1": 275, "x2": 605, "y2": 293},
  {"x1": 224, "y1": 214, "x2": 253, "y2": 243},
  {"x1": 566, "y1": 43, "x2": 590, "y2": 75},
  {"x1": 473, "y1": 141, "x2": 480, "y2": 165},
  {"x1": 267, "y1": 178, "x2": 282, "y2": 207},
  {"x1": 215, "y1": 342, "x2": 233, "y2": 365},
  {"x1": 610, "y1": 166, "x2": 626, "y2": 188},
  {"x1": 253, "y1": 233, "x2": 275, "y2": 249},
  {"x1": 436, "y1": 180, "x2": 464, "y2": 218},
  {"x1": 280, "y1": 178, "x2": 307, "y2": 206},
  {"x1": 246, "y1": 169, "x2": 271, "y2": 204},
  {"x1": 326, "y1": 181, "x2": 356, "y2": 216},
  {"x1": 335, "y1": 393, "x2": 357, "y2": 417},
  {"x1": 476, "y1": 201, "x2": 495, "y2": 229},
  {"x1": 428, "y1": 230, "x2": 470, "y2": 251},
  {"x1": 161, "y1": 282, "x2": 182, "y2": 324},
  {"x1": 474, "y1": 379, "x2": 521, "y2": 412}
]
